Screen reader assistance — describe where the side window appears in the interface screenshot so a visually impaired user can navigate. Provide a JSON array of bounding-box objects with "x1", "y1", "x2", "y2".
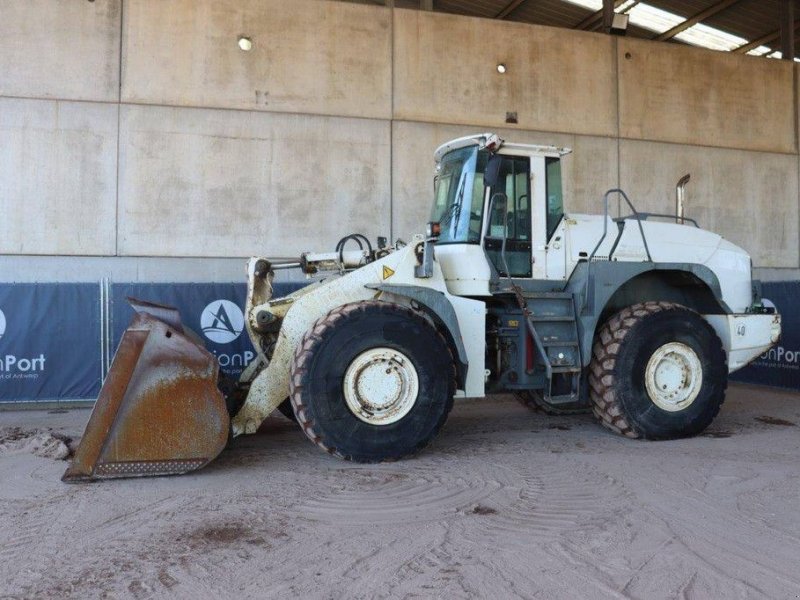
[
  {"x1": 484, "y1": 156, "x2": 532, "y2": 277},
  {"x1": 545, "y1": 158, "x2": 564, "y2": 240}
]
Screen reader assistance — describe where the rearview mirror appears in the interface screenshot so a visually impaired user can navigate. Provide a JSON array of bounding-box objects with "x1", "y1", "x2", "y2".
[{"x1": 484, "y1": 155, "x2": 502, "y2": 189}]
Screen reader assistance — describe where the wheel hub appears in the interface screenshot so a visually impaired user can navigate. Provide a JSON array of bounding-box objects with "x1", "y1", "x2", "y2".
[
  {"x1": 343, "y1": 347, "x2": 419, "y2": 425},
  {"x1": 645, "y1": 342, "x2": 703, "y2": 412}
]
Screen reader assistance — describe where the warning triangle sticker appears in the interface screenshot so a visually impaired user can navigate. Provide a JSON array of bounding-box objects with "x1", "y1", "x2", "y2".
[{"x1": 382, "y1": 265, "x2": 395, "y2": 280}]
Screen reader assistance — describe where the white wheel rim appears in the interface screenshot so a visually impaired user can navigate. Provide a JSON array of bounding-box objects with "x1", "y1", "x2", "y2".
[
  {"x1": 645, "y1": 342, "x2": 703, "y2": 412},
  {"x1": 343, "y1": 347, "x2": 419, "y2": 425}
]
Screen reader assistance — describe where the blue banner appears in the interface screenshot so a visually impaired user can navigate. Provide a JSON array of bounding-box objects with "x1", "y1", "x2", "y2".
[
  {"x1": 731, "y1": 281, "x2": 799, "y2": 390},
  {"x1": 110, "y1": 283, "x2": 305, "y2": 380},
  {"x1": 0, "y1": 283, "x2": 102, "y2": 402}
]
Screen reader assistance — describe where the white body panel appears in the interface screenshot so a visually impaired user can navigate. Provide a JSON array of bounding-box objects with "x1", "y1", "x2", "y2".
[
  {"x1": 434, "y1": 243, "x2": 493, "y2": 296},
  {"x1": 704, "y1": 313, "x2": 782, "y2": 372},
  {"x1": 703, "y1": 239, "x2": 753, "y2": 314}
]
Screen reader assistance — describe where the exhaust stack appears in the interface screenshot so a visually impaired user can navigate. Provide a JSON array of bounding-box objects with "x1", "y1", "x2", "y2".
[{"x1": 676, "y1": 174, "x2": 691, "y2": 224}]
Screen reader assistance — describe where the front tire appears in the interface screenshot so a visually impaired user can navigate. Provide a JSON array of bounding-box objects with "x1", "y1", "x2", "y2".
[
  {"x1": 588, "y1": 301, "x2": 727, "y2": 440},
  {"x1": 289, "y1": 301, "x2": 456, "y2": 462}
]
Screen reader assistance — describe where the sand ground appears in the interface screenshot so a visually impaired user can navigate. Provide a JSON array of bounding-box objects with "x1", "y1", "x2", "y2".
[{"x1": 1, "y1": 384, "x2": 799, "y2": 599}]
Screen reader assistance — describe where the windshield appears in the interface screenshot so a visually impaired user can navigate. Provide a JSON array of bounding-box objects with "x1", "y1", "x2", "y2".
[{"x1": 431, "y1": 146, "x2": 488, "y2": 243}]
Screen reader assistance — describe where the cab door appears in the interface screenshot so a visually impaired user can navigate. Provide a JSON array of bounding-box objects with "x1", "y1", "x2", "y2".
[{"x1": 483, "y1": 155, "x2": 534, "y2": 279}]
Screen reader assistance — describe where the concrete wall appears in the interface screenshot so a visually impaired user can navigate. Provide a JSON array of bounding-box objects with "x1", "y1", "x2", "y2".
[
  {"x1": 0, "y1": 98, "x2": 118, "y2": 255},
  {"x1": 1, "y1": 0, "x2": 799, "y2": 282},
  {"x1": 122, "y1": 0, "x2": 392, "y2": 119},
  {"x1": 393, "y1": 10, "x2": 618, "y2": 137}
]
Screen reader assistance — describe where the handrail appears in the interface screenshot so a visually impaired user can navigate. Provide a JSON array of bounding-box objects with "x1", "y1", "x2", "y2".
[
  {"x1": 582, "y1": 189, "x2": 652, "y2": 315},
  {"x1": 588, "y1": 188, "x2": 653, "y2": 263},
  {"x1": 617, "y1": 212, "x2": 700, "y2": 228}
]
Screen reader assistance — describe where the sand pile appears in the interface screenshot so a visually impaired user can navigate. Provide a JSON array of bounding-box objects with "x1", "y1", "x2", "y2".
[{"x1": 0, "y1": 427, "x2": 71, "y2": 460}]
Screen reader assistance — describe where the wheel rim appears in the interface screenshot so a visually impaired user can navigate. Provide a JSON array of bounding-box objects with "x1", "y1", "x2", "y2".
[
  {"x1": 343, "y1": 347, "x2": 419, "y2": 425},
  {"x1": 644, "y1": 342, "x2": 703, "y2": 412}
]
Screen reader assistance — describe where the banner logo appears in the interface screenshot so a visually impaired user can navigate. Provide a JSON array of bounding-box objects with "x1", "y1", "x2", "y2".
[
  {"x1": 0, "y1": 308, "x2": 5, "y2": 341},
  {"x1": 201, "y1": 300, "x2": 244, "y2": 344}
]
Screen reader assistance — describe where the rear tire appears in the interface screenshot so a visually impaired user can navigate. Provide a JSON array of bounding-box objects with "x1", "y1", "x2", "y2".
[
  {"x1": 588, "y1": 301, "x2": 727, "y2": 440},
  {"x1": 289, "y1": 301, "x2": 456, "y2": 462}
]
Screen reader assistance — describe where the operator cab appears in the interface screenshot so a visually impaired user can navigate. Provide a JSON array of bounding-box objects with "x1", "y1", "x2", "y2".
[{"x1": 430, "y1": 133, "x2": 571, "y2": 296}]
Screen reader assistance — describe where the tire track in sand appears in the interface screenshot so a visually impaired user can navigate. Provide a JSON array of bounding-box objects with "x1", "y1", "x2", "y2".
[
  {"x1": 291, "y1": 454, "x2": 627, "y2": 535},
  {"x1": 292, "y1": 463, "x2": 506, "y2": 525},
  {"x1": 456, "y1": 460, "x2": 629, "y2": 549}
]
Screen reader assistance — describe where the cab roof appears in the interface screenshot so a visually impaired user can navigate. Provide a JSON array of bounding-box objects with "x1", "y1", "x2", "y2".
[{"x1": 433, "y1": 133, "x2": 572, "y2": 163}]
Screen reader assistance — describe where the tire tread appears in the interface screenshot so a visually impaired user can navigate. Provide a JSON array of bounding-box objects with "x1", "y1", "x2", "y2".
[
  {"x1": 289, "y1": 301, "x2": 456, "y2": 461},
  {"x1": 588, "y1": 301, "x2": 728, "y2": 439}
]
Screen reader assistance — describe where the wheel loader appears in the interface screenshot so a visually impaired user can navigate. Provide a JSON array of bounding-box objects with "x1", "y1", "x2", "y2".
[{"x1": 63, "y1": 133, "x2": 782, "y2": 482}]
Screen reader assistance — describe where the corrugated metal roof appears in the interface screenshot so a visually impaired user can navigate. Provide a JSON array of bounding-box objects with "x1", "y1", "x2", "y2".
[{"x1": 343, "y1": 0, "x2": 799, "y2": 58}]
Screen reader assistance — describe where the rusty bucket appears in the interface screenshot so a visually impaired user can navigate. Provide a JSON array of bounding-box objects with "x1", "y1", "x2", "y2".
[{"x1": 63, "y1": 298, "x2": 229, "y2": 482}]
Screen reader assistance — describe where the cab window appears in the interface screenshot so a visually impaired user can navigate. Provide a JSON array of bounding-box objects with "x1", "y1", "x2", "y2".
[{"x1": 545, "y1": 157, "x2": 564, "y2": 240}]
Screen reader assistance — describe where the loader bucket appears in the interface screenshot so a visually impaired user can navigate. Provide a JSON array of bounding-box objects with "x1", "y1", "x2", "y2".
[{"x1": 62, "y1": 298, "x2": 229, "y2": 482}]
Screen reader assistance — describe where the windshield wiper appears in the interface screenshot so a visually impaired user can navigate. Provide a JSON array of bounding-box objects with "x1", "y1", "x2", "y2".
[{"x1": 440, "y1": 173, "x2": 467, "y2": 229}]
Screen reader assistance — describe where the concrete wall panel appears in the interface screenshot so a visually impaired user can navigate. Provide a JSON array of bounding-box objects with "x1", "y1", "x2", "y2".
[
  {"x1": 391, "y1": 121, "x2": 618, "y2": 241},
  {"x1": 118, "y1": 105, "x2": 390, "y2": 258},
  {"x1": 620, "y1": 140, "x2": 799, "y2": 268},
  {"x1": 0, "y1": 98, "x2": 118, "y2": 255},
  {"x1": 0, "y1": 0, "x2": 120, "y2": 102},
  {"x1": 122, "y1": 0, "x2": 392, "y2": 120},
  {"x1": 393, "y1": 10, "x2": 617, "y2": 137},
  {"x1": 619, "y1": 39, "x2": 795, "y2": 154}
]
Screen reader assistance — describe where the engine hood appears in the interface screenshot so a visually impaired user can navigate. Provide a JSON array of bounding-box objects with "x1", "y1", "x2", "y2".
[
  {"x1": 565, "y1": 214, "x2": 724, "y2": 264},
  {"x1": 565, "y1": 214, "x2": 752, "y2": 313}
]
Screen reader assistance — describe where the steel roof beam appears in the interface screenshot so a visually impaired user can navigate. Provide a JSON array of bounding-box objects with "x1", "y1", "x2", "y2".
[
  {"x1": 733, "y1": 19, "x2": 800, "y2": 54},
  {"x1": 496, "y1": 0, "x2": 528, "y2": 19},
  {"x1": 654, "y1": 0, "x2": 743, "y2": 41}
]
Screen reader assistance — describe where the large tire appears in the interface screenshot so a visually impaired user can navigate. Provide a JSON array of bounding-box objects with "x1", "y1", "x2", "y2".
[
  {"x1": 289, "y1": 301, "x2": 456, "y2": 462},
  {"x1": 589, "y1": 301, "x2": 727, "y2": 440}
]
